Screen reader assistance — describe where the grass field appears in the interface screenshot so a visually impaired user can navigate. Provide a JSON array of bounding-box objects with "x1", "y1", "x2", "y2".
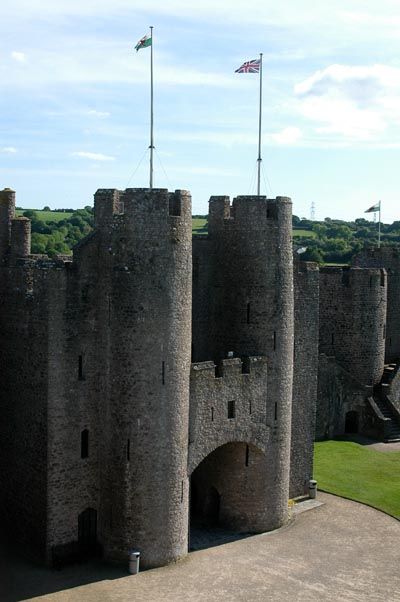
[
  {"x1": 293, "y1": 228, "x2": 317, "y2": 237},
  {"x1": 16, "y1": 210, "x2": 73, "y2": 221},
  {"x1": 314, "y1": 439, "x2": 400, "y2": 519},
  {"x1": 192, "y1": 217, "x2": 208, "y2": 235}
]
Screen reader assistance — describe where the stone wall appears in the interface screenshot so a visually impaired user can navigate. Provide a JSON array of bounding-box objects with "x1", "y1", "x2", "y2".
[
  {"x1": 316, "y1": 355, "x2": 372, "y2": 439},
  {"x1": 290, "y1": 259, "x2": 319, "y2": 498},
  {"x1": 319, "y1": 267, "x2": 386, "y2": 386},
  {"x1": 353, "y1": 247, "x2": 400, "y2": 362}
]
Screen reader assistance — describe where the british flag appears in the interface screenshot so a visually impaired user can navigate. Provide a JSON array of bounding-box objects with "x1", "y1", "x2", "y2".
[{"x1": 235, "y1": 59, "x2": 261, "y2": 73}]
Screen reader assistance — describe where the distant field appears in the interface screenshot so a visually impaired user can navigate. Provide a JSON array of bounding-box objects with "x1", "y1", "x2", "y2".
[
  {"x1": 15, "y1": 210, "x2": 73, "y2": 221},
  {"x1": 192, "y1": 217, "x2": 208, "y2": 235},
  {"x1": 293, "y1": 228, "x2": 316, "y2": 238},
  {"x1": 314, "y1": 439, "x2": 400, "y2": 519}
]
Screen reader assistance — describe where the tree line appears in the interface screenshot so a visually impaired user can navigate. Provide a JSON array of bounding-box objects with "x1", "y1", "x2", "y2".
[{"x1": 20, "y1": 208, "x2": 400, "y2": 264}]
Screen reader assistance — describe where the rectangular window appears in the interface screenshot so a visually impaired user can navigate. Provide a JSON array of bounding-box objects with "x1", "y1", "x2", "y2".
[
  {"x1": 181, "y1": 480, "x2": 184, "y2": 503},
  {"x1": 127, "y1": 438, "x2": 130, "y2": 462},
  {"x1": 162, "y1": 361, "x2": 165, "y2": 385},
  {"x1": 78, "y1": 355, "x2": 84, "y2": 380},
  {"x1": 228, "y1": 400, "x2": 235, "y2": 419},
  {"x1": 274, "y1": 402, "x2": 278, "y2": 422},
  {"x1": 211, "y1": 406, "x2": 214, "y2": 422},
  {"x1": 273, "y1": 331, "x2": 276, "y2": 350},
  {"x1": 249, "y1": 400, "x2": 252, "y2": 415},
  {"x1": 81, "y1": 429, "x2": 89, "y2": 458}
]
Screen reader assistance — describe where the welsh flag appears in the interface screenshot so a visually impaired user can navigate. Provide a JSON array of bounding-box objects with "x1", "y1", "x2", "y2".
[
  {"x1": 135, "y1": 35, "x2": 152, "y2": 52},
  {"x1": 365, "y1": 202, "x2": 380, "y2": 213}
]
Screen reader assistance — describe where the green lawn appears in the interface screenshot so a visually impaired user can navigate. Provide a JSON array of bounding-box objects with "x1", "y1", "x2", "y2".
[
  {"x1": 314, "y1": 440, "x2": 400, "y2": 519},
  {"x1": 293, "y1": 228, "x2": 317, "y2": 238},
  {"x1": 15, "y1": 210, "x2": 73, "y2": 221}
]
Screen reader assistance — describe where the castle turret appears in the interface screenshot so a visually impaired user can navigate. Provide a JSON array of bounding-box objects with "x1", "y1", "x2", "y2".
[
  {"x1": 99, "y1": 188, "x2": 192, "y2": 568},
  {"x1": 353, "y1": 248, "x2": 400, "y2": 362},
  {"x1": 11, "y1": 217, "x2": 31, "y2": 258},
  {"x1": 319, "y1": 267, "x2": 386, "y2": 386},
  {"x1": 192, "y1": 194, "x2": 294, "y2": 531},
  {"x1": 0, "y1": 188, "x2": 15, "y2": 258}
]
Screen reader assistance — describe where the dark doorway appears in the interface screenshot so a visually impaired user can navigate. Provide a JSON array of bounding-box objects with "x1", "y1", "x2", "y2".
[
  {"x1": 190, "y1": 483, "x2": 220, "y2": 528},
  {"x1": 78, "y1": 508, "x2": 98, "y2": 557},
  {"x1": 345, "y1": 411, "x2": 359, "y2": 434}
]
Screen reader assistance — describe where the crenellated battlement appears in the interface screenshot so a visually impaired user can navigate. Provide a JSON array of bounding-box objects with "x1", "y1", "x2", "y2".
[
  {"x1": 208, "y1": 194, "x2": 292, "y2": 237},
  {"x1": 320, "y1": 265, "x2": 386, "y2": 289},
  {"x1": 191, "y1": 356, "x2": 267, "y2": 381},
  {"x1": 94, "y1": 187, "x2": 191, "y2": 229}
]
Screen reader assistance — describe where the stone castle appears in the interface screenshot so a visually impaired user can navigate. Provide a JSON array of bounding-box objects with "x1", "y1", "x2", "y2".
[{"x1": 0, "y1": 186, "x2": 399, "y2": 570}]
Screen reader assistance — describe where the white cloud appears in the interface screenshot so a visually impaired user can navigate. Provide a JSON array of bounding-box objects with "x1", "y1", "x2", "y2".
[
  {"x1": 71, "y1": 151, "x2": 115, "y2": 161},
  {"x1": 87, "y1": 110, "x2": 110, "y2": 118},
  {"x1": 11, "y1": 51, "x2": 26, "y2": 63},
  {"x1": 1, "y1": 146, "x2": 17, "y2": 153},
  {"x1": 294, "y1": 64, "x2": 400, "y2": 143},
  {"x1": 270, "y1": 127, "x2": 302, "y2": 145}
]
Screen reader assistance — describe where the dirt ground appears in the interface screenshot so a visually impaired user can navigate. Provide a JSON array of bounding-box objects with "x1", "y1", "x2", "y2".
[{"x1": 1, "y1": 492, "x2": 399, "y2": 602}]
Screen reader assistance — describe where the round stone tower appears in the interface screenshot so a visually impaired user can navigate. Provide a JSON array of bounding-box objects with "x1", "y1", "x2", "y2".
[
  {"x1": 97, "y1": 188, "x2": 192, "y2": 569},
  {"x1": 319, "y1": 266, "x2": 386, "y2": 386},
  {"x1": 207, "y1": 194, "x2": 294, "y2": 530}
]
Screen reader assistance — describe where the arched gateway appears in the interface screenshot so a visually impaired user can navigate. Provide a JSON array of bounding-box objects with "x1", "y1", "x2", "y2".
[{"x1": 189, "y1": 441, "x2": 272, "y2": 534}]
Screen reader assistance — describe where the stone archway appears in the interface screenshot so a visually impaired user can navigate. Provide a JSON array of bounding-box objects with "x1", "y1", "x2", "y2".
[{"x1": 189, "y1": 441, "x2": 268, "y2": 541}]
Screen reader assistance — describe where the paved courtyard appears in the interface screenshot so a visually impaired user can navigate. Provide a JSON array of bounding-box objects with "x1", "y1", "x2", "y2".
[{"x1": 1, "y1": 492, "x2": 400, "y2": 602}]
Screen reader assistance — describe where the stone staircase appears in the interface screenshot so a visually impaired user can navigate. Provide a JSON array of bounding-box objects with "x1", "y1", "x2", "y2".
[
  {"x1": 374, "y1": 364, "x2": 400, "y2": 442},
  {"x1": 373, "y1": 397, "x2": 400, "y2": 442}
]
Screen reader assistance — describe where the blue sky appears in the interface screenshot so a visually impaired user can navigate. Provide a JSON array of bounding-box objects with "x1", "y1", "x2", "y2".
[{"x1": 1, "y1": 0, "x2": 400, "y2": 222}]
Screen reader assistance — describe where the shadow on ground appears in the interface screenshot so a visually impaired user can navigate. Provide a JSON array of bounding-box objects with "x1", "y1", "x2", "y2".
[
  {"x1": 189, "y1": 524, "x2": 252, "y2": 552},
  {"x1": 1, "y1": 525, "x2": 252, "y2": 601},
  {"x1": 0, "y1": 535, "x2": 126, "y2": 602}
]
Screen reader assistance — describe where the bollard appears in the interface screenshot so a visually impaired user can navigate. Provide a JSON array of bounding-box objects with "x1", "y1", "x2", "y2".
[
  {"x1": 309, "y1": 479, "x2": 317, "y2": 499},
  {"x1": 128, "y1": 550, "x2": 140, "y2": 575}
]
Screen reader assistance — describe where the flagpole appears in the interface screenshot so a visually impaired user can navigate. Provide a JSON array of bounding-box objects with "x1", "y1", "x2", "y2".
[
  {"x1": 378, "y1": 200, "x2": 381, "y2": 248},
  {"x1": 149, "y1": 25, "x2": 154, "y2": 190},
  {"x1": 257, "y1": 52, "x2": 263, "y2": 196}
]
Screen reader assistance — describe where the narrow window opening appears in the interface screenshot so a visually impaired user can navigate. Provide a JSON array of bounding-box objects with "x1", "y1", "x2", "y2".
[
  {"x1": 274, "y1": 402, "x2": 278, "y2": 422},
  {"x1": 81, "y1": 429, "x2": 89, "y2": 459},
  {"x1": 249, "y1": 400, "x2": 252, "y2": 415},
  {"x1": 162, "y1": 361, "x2": 165, "y2": 385},
  {"x1": 380, "y1": 270, "x2": 385, "y2": 287},
  {"x1": 228, "y1": 400, "x2": 235, "y2": 419},
  {"x1": 245, "y1": 445, "x2": 250, "y2": 467},
  {"x1": 127, "y1": 438, "x2": 130, "y2": 462},
  {"x1": 273, "y1": 331, "x2": 276, "y2": 350},
  {"x1": 211, "y1": 406, "x2": 214, "y2": 421},
  {"x1": 193, "y1": 256, "x2": 199, "y2": 279},
  {"x1": 246, "y1": 303, "x2": 250, "y2": 324},
  {"x1": 389, "y1": 337, "x2": 392, "y2": 346},
  {"x1": 78, "y1": 355, "x2": 84, "y2": 380},
  {"x1": 181, "y1": 480, "x2": 184, "y2": 503}
]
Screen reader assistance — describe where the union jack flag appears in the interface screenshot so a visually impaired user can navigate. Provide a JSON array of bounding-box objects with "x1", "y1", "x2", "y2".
[{"x1": 235, "y1": 59, "x2": 261, "y2": 73}]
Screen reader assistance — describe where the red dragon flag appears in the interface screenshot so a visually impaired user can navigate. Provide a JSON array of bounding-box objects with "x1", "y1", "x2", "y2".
[
  {"x1": 235, "y1": 59, "x2": 261, "y2": 73},
  {"x1": 135, "y1": 34, "x2": 152, "y2": 52}
]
